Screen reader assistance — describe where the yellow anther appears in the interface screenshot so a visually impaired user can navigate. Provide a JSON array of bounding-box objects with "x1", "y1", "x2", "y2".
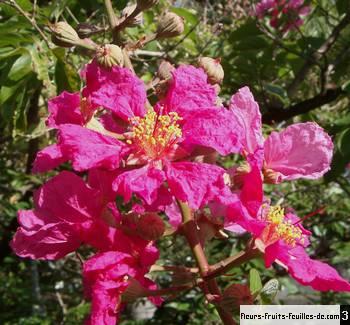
[
  {"x1": 128, "y1": 108, "x2": 182, "y2": 159},
  {"x1": 266, "y1": 205, "x2": 304, "y2": 247}
]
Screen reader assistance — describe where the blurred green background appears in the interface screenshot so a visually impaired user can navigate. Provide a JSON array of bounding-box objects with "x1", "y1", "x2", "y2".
[{"x1": 0, "y1": 0, "x2": 349, "y2": 324}]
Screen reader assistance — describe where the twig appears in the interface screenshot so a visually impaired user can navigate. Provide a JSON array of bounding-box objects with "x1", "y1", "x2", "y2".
[
  {"x1": 4, "y1": 0, "x2": 51, "y2": 48},
  {"x1": 263, "y1": 86, "x2": 344, "y2": 123},
  {"x1": 287, "y1": 11, "x2": 350, "y2": 97},
  {"x1": 205, "y1": 249, "x2": 260, "y2": 280},
  {"x1": 177, "y1": 200, "x2": 236, "y2": 325}
]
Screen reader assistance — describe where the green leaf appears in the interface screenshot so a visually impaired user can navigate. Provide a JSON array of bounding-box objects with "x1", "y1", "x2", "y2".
[
  {"x1": 336, "y1": 0, "x2": 348, "y2": 14},
  {"x1": 8, "y1": 52, "x2": 32, "y2": 81},
  {"x1": 55, "y1": 59, "x2": 79, "y2": 93},
  {"x1": 338, "y1": 128, "x2": 350, "y2": 157},
  {"x1": 249, "y1": 268, "x2": 262, "y2": 295},
  {"x1": 265, "y1": 83, "x2": 289, "y2": 105}
]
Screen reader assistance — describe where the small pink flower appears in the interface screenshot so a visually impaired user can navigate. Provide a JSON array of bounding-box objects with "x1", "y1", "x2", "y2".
[
  {"x1": 226, "y1": 163, "x2": 350, "y2": 292},
  {"x1": 255, "y1": 0, "x2": 311, "y2": 32},
  {"x1": 83, "y1": 244, "x2": 160, "y2": 324},
  {"x1": 230, "y1": 86, "x2": 333, "y2": 183}
]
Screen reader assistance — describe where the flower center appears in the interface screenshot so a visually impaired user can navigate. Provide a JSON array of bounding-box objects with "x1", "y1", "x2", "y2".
[
  {"x1": 127, "y1": 108, "x2": 182, "y2": 160},
  {"x1": 266, "y1": 205, "x2": 304, "y2": 247}
]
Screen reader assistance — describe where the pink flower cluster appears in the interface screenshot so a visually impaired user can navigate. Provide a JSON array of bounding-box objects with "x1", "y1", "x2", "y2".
[
  {"x1": 11, "y1": 59, "x2": 350, "y2": 323},
  {"x1": 255, "y1": 0, "x2": 311, "y2": 32}
]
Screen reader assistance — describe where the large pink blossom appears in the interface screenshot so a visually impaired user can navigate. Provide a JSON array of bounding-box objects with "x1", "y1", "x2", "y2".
[
  {"x1": 230, "y1": 86, "x2": 333, "y2": 183},
  {"x1": 33, "y1": 61, "x2": 241, "y2": 210}
]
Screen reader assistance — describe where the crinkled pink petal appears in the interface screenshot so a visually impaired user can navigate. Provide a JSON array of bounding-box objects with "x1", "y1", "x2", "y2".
[
  {"x1": 264, "y1": 122, "x2": 333, "y2": 181},
  {"x1": 139, "y1": 244, "x2": 159, "y2": 267},
  {"x1": 226, "y1": 198, "x2": 265, "y2": 236},
  {"x1": 32, "y1": 144, "x2": 67, "y2": 173},
  {"x1": 84, "y1": 251, "x2": 134, "y2": 277},
  {"x1": 80, "y1": 219, "x2": 119, "y2": 251},
  {"x1": 58, "y1": 124, "x2": 127, "y2": 171},
  {"x1": 138, "y1": 277, "x2": 163, "y2": 306},
  {"x1": 165, "y1": 200, "x2": 182, "y2": 229},
  {"x1": 17, "y1": 209, "x2": 57, "y2": 230},
  {"x1": 181, "y1": 107, "x2": 242, "y2": 155},
  {"x1": 113, "y1": 165, "x2": 165, "y2": 205},
  {"x1": 264, "y1": 240, "x2": 290, "y2": 268},
  {"x1": 83, "y1": 60, "x2": 147, "y2": 120},
  {"x1": 160, "y1": 65, "x2": 217, "y2": 117},
  {"x1": 99, "y1": 112, "x2": 127, "y2": 134},
  {"x1": 11, "y1": 219, "x2": 80, "y2": 260},
  {"x1": 229, "y1": 86, "x2": 264, "y2": 161},
  {"x1": 165, "y1": 161, "x2": 231, "y2": 210},
  {"x1": 85, "y1": 280, "x2": 125, "y2": 325},
  {"x1": 34, "y1": 171, "x2": 102, "y2": 223},
  {"x1": 83, "y1": 252, "x2": 134, "y2": 325},
  {"x1": 240, "y1": 161, "x2": 264, "y2": 217},
  {"x1": 88, "y1": 168, "x2": 120, "y2": 203},
  {"x1": 269, "y1": 245, "x2": 350, "y2": 292},
  {"x1": 224, "y1": 223, "x2": 247, "y2": 234},
  {"x1": 46, "y1": 91, "x2": 84, "y2": 128},
  {"x1": 142, "y1": 185, "x2": 173, "y2": 212}
]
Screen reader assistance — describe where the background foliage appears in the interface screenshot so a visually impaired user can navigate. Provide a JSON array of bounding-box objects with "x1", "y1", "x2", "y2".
[{"x1": 0, "y1": 0, "x2": 349, "y2": 324}]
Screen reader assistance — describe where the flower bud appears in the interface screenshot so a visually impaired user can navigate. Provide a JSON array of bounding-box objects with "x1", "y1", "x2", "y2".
[
  {"x1": 50, "y1": 22, "x2": 81, "y2": 48},
  {"x1": 197, "y1": 57, "x2": 224, "y2": 84},
  {"x1": 157, "y1": 60, "x2": 175, "y2": 80},
  {"x1": 136, "y1": 0, "x2": 159, "y2": 11},
  {"x1": 136, "y1": 213, "x2": 165, "y2": 241},
  {"x1": 156, "y1": 12, "x2": 185, "y2": 39},
  {"x1": 122, "y1": 4, "x2": 143, "y2": 27},
  {"x1": 96, "y1": 44, "x2": 124, "y2": 69},
  {"x1": 76, "y1": 23, "x2": 100, "y2": 38}
]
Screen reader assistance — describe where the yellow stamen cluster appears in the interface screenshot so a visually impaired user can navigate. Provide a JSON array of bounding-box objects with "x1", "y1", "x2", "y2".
[
  {"x1": 128, "y1": 108, "x2": 182, "y2": 159},
  {"x1": 266, "y1": 205, "x2": 304, "y2": 247}
]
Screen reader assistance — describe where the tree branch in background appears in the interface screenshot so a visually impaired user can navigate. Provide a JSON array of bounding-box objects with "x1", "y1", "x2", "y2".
[
  {"x1": 263, "y1": 86, "x2": 344, "y2": 124},
  {"x1": 287, "y1": 11, "x2": 350, "y2": 97}
]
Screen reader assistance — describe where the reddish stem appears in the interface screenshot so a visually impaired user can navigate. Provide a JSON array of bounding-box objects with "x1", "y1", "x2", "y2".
[{"x1": 177, "y1": 200, "x2": 236, "y2": 325}]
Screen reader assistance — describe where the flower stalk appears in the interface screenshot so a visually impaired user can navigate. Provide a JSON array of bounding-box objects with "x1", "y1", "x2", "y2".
[{"x1": 177, "y1": 200, "x2": 236, "y2": 325}]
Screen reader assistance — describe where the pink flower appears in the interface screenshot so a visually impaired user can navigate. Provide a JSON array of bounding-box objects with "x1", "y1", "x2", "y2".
[
  {"x1": 11, "y1": 171, "x2": 120, "y2": 259},
  {"x1": 83, "y1": 244, "x2": 160, "y2": 324},
  {"x1": 34, "y1": 61, "x2": 241, "y2": 210},
  {"x1": 46, "y1": 91, "x2": 94, "y2": 128},
  {"x1": 255, "y1": 0, "x2": 311, "y2": 32},
  {"x1": 227, "y1": 164, "x2": 350, "y2": 292},
  {"x1": 230, "y1": 86, "x2": 333, "y2": 183}
]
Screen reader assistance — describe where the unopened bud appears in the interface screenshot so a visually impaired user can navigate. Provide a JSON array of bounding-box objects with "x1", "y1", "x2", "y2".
[
  {"x1": 96, "y1": 44, "x2": 124, "y2": 69},
  {"x1": 198, "y1": 57, "x2": 224, "y2": 84},
  {"x1": 76, "y1": 23, "x2": 100, "y2": 38},
  {"x1": 157, "y1": 60, "x2": 175, "y2": 80},
  {"x1": 50, "y1": 22, "x2": 81, "y2": 48},
  {"x1": 136, "y1": 0, "x2": 159, "y2": 11},
  {"x1": 136, "y1": 213, "x2": 165, "y2": 241},
  {"x1": 156, "y1": 12, "x2": 185, "y2": 39},
  {"x1": 122, "y1": 4, "x2": 143, "y2": 27}
]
